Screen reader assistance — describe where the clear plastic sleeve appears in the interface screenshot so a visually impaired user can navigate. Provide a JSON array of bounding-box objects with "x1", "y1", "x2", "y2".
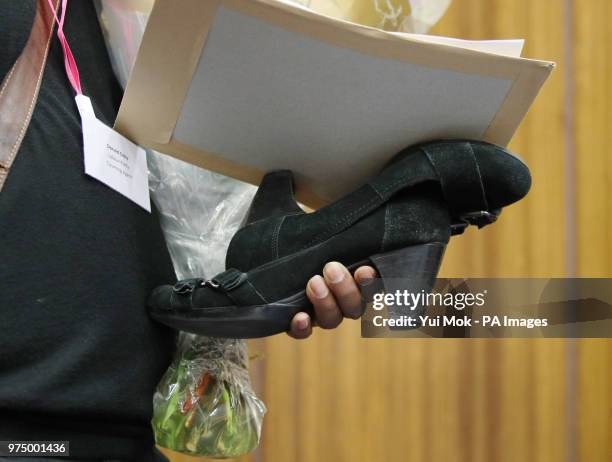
[
  {"x1": 286, "y1": 0, "x2": 451, "y2": 33},
  {"x1": 151, "y1": 334, "x2": 266, "y2": 457},
  {"x1": 147, "y1": 155, "x2": 262, "y2": 458}
]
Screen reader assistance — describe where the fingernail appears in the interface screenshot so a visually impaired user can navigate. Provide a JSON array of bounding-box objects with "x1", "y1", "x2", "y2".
[
  {"x1": 309, "y1": 275, "x2": 329, "y2": 299},
  {"x1": 324, "y1": 262, "x2": 345, "y2": 284},
  {"x1": 295, "y1": 313, "x2": 309, "y2": 331},
  {"x1": 358, "y1": 277, "x2": 375, "y2": 287},
  {"x1": 356, "y1": 267, "x2": 377, "y2": 287}
]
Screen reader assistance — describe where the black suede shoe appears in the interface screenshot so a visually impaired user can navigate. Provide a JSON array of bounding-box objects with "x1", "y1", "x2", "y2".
[{"x1": 148, "y1": 140, "x2": 531, "y2": 338}]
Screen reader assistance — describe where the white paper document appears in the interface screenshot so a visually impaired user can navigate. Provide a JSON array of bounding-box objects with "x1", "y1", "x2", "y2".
[{"x1": 397, "y1": 34, "x2": 525, "y2": 57}]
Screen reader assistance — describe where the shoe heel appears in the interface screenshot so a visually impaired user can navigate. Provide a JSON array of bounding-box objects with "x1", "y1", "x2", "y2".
[
  {"x1": 369, "y1": 242, "x2": 446, "y2": 328},
  {"x1": 244, "y1": 170, "x2": 303, "y2": 225}
]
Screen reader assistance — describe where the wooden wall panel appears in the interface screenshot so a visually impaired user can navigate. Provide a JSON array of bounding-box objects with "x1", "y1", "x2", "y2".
[
  {"x1": 162, "y1": 1, "x2": 610, "y2": 461},
  {"x1": 426, "y1": 4, "x2": 569, "y2": 461},
  {"x1": 574, "y1": 1, "x2": 612, "y2": 461},
  {"x1": 575, "y1": 0, "x2": 612, "y2": 278},
  {"x1": 438, "y1": 0, "x2": 567, "y2": 279}
]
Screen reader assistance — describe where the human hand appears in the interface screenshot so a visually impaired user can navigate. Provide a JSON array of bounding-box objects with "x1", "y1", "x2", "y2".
[{"x1": 288, "y1": 262, "x2": 377, "y2": 339}]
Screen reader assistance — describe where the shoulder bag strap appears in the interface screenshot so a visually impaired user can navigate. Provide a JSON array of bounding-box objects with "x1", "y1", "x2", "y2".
[{"x1": 0, "y1": 0, "x2": 58, "y2": 192}]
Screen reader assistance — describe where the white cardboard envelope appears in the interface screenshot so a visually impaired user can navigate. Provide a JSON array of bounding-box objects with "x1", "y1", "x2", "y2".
[{"x1": 115, "y1": 0, "x2": 554, "y2": 207}]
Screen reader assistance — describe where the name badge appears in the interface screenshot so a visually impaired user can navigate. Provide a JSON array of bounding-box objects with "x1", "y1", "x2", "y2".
[{"x1": 75, "y1": 94, "x2": 151, "y2": 212}]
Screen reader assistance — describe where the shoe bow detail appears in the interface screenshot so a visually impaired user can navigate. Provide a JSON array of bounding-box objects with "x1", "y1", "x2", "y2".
[
  {"x1": 171, "y1": 270, "x2": 248, "y2": 297},
  {"x1": 210, "y1": 268, "x2": 248, "y2": 292},
  {"x1": 205, "y1": 269, "x2": 267, "y2": 307},
  {"x1": 172, "y1": 278, "x2": 205, "y2": 295}
]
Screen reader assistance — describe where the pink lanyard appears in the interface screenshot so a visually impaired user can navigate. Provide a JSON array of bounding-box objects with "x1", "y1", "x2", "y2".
[{"x1": 46, "y1": 0, "x2": 82, "y2": 94}]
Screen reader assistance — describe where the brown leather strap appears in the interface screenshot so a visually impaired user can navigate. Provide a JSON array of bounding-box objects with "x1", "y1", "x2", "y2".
[{"x1": 0, "y1": 0, "x2": 58, "y2": 192}]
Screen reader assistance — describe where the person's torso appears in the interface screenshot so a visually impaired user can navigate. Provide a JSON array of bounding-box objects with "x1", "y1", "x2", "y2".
[{"x1": 0, "y1": 1, "x2": 176, "y2": 458}]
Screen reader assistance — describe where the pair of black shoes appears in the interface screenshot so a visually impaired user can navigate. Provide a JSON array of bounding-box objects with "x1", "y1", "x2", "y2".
[{"x1": 148, "y1": 140, "x2": 531, "y2": 338}]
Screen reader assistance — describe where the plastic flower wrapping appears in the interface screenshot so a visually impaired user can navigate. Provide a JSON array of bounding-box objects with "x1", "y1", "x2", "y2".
[
  {"x1": 152, "y1": 335, "x2": 266, "y2": 457},
  {"x1": 145, "y1": 151, "x2": 262, "y2": 458},
  {"x1": 288, "y1": 0, "x2": 451, "y2": 33}
]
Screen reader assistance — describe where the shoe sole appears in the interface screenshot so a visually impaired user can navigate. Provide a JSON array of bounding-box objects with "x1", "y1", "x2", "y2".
[{"x1": 150, "y1": 242, "x2": 446, "y2": 338}]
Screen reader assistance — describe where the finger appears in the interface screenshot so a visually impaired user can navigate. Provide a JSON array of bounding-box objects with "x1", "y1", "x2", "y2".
[
  {"x1": 306, "y1": 275, "x2": 343, "y2": 329},
  {"x1": 354, "y1": 265, "x2": 377, "y2": 285},
  {"x1": 354, "y1": 265, "x2": 379, "y2": 303},
  {"x1": 288, "y1": 312, "x2": 312, "y2": 339},
  {"x1": 322, "y1": 262, "x2": 364, "y2": 319}
]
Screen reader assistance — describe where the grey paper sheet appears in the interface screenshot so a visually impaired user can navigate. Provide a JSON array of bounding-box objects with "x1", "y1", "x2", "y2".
[{"x1": 173, "y1": 6, "x2": 513, "y2": 201}]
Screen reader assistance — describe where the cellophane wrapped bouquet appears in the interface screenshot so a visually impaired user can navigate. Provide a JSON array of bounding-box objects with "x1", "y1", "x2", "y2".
[{"x1": 152, "y1": 335, "x2": 265, "y2": 457}]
